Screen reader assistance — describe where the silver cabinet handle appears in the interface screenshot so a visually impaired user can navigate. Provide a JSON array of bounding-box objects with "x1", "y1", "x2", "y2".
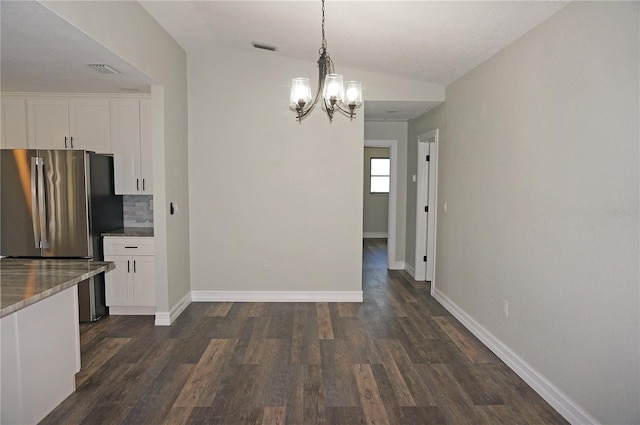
[
  {"x1": 133, "y1": 260, "x2": 137, "y2": 273},
  {"x1": 70, "y1": 136, "x2": 74, "y2": 149},
  {"x1": 136, "y1": 178, "x2": 140, "y2": 191},
  {"x1": 142, "y1": 179, "x2": 145, "y2": 191},
  {"x1": 127, "y1": 260, "x2": 130, "y2": 273},
  {"x1": 64, "y1": 136, "x2": 68, "y2": 149}
]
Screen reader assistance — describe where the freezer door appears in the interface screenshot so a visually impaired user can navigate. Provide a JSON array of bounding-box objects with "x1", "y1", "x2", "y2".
[
  {"x1": 40, "y1": 150, "x2": 91, "y2": 257},
  {"x1": 1, "y1": 149, "x2": 42, "y2": 256}
]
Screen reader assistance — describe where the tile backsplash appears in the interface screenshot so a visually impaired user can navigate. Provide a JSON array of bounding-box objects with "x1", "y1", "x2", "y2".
[{"x1": 123, "y1": 195, "x2": 154, "y2": 227}]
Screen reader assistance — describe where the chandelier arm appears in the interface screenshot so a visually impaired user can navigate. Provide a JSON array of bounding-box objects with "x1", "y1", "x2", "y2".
[{"x1": 334, "y1": 103, "x2": 357, "y2": 117}]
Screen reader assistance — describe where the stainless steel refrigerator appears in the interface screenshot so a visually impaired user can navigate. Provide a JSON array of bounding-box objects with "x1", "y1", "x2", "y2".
[{"x1": 1, "y1": 149, "x2": 123, "y2": 321}]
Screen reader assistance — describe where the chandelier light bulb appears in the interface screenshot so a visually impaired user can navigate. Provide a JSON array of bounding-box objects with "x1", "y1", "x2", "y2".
[
  {"x1": 323, "y1": 74, "x2": 344, "y2": 104},
  {"x1": 290, "y1": 78, "x2": 312, "y2": 108},
  {"x1": 344, "y1": 81, "x2": 362, "y2": 107}
]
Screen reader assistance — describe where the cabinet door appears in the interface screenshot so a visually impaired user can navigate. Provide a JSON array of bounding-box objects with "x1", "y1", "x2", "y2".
[
  {"x1": 139, "y1": 99, "x2": 153, "y2": 194},
  {"x1": 26, "y1": 98, "x2": 69, "y2": 149},
  {"x1": 1, "y1": 98, "x2": 28, "y2": 149},
  {"x1": 110, "y1": 100, "x2": 141, "y2": 195},
  {"x1": 132, "y1": 256, "x2": 155, "y2": 307},
  {"x1": 69, "y1": 98, "x2": 111, "y2": 153},
  {"x1": 104, "y1": 256, "x2": 134, "y2": 306}
]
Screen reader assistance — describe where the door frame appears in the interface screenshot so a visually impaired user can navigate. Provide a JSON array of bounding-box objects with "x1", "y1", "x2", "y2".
[
  {"x1": 364, "y1": 139, "x2": 401, "y2": 269},
  {"x1": 414, "y1": 129, "x2": 439, "y2": 286}
]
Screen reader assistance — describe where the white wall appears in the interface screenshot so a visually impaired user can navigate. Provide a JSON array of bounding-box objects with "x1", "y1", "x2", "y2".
[
  {"x1": 41, "y1": 1, "x2": 191, "y2": 318},
  {"x1": 408, "y1": 2, "x2": 639, "y2": 424},
  {"x1": 188, "y1": 46, "x2": 361, "y2": 295},
  {"x1": 365, "y1": 121, "x2": 409, "y2": 263},
  {"x1": 188, "y1": 45, "x2": 442, "y2": 296},
  {"x1": 363, "y1": 147, "x2": 390, "y2": 235}
]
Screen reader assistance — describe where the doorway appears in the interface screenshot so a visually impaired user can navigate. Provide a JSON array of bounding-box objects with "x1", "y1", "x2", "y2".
[
  {"x1": 414, "y1": 130, "x2": 439, "y2": 285},
  {"x1": 363, "y1": 139, "x2": 401, "y2": 270}
]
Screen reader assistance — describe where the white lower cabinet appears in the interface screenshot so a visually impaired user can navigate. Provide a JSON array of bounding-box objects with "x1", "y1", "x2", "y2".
[
  {"x1": 1, "y1": 286, "x2": 80, "y2": 425},
  {"x1": 103, "y1": 236, "x2": 155, "y2": 315}
]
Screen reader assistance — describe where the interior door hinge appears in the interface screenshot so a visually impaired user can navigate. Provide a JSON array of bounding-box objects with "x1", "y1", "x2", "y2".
[
  {"x1": 426, "y1": 155, "x2": 430, "y2": 161},
  {"x1": 423, "y1": 256, "x2": 427, "y2": 262},
  {"x1": 424, "y1": 206, "x2": 429, "y2": 212}
]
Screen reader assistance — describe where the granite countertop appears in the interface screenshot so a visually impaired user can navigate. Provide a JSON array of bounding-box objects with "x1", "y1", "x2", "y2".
[
  {"x1": 101, "y1": 227, "x2": 154, "y2": 237},
  {"x1": 0, "y1": 258, "x2": 115, "y2": 317}
]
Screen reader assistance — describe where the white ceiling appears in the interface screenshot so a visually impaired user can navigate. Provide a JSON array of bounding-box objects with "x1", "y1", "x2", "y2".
[
  {"x1": 1, "y1": 1, "x2": 568, "y2": 121},
  {"x1": 0, "y1": 1, "x2": 152, "y2": 94},
  {"x1": 141, "y1": 1, "x2": 567, "y2": 86},
  {"x1": 139, "y1": 0, "x2": 568, "y2": 121}
]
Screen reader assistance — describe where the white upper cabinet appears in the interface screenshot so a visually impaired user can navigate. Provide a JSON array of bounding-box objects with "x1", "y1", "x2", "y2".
[
  {"x1": 68, "y1": 98, "x2": 111, "y2": 153},
  {"x1": 27, "y1": 97, "x2": 69, "y2": 149},
  {"x1": 1, "y1": 97, "x2": 28, "y2": 149},
  {"x1": 110, "y1": 98, "x2": 152, "y2": 195},
  {"x1": 139, "y1": 99, "x2": 153, "y2": 193},
  {"x1": 3, "y1": 93, "x2": 152, "y2": 194},
  {"x1": 26, "y1": 96, "x2": 111, "y2": 153}
]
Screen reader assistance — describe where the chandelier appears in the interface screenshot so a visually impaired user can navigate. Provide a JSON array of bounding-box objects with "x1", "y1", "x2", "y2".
[{"x1": 289, "y1": 0, "x2": 362, "y2": 122}]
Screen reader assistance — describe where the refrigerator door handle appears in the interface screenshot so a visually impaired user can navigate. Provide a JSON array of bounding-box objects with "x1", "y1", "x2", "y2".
[
  {"x1": 36, "y1": 157, "x2": 49, "y2": 249},
  {"x1": 30, "y1": 157, "x2": 40, "y2": 248}
]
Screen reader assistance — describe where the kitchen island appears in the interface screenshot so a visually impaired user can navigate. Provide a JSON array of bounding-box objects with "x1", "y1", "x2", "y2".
[{"x1": 0, "y1": 258, "x2": 114, "y2": 425}]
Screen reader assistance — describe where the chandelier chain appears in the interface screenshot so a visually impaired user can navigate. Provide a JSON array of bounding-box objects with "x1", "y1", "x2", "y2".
[{"x1": 320, "y1": 0, "x2": 327, "y2": 52}]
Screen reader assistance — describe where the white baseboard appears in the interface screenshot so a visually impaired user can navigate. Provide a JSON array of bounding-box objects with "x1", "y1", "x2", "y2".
[
  {"x1": 363, "y1": 232, "x2": 388, "y2": 238},
  {"x1": 389, "y1": 261, "x2": 405, "y2": 270},
  {"x1": 191, "y1": 290, "x2": 363, "y2": 303},
  {"x1": 155, "y1": 291, "x2": 192, "y2": 326},
  {"x1": 405, "y1": 263, "x2": 416, "y2": 278},
  {"x1": 431, "y1": 287, "x2": 598, "y2": 425}
]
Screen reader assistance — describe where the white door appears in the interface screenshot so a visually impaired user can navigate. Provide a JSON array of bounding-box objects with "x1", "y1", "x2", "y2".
[
  {"x1": 425, "y1": 138, "x2": 438, "y2": 281},
  {"x1": 414, "y1": 129, "x2": 439, "y2": 282},
  {"x1": 69, "y1": 98, "x2": 111, "y2": 153},
  {"x1": 27, "y1": 98, "x2": 69, "y2": 149}
]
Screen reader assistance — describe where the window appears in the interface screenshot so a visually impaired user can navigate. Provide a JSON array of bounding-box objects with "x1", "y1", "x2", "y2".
[{"x1": 370, "y1": 157, "x2": 390, "y2": 194}]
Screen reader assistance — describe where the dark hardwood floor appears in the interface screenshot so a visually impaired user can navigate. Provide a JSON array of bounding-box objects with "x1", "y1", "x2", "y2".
[{"x1": 41, "y1": 238, "x2": 568, "y2": 424}]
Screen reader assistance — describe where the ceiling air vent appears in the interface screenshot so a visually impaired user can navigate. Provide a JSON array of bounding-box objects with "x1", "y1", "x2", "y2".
[
  {"x1": 251, "y1": 42, "x2": 277, "y2": 52},
  {"x1": 87, "y1": 64, "x2": 120, "y2": 74}
]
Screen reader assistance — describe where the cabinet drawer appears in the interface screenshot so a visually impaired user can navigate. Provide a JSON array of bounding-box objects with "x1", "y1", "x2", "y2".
[{"x1": 103, "y1": 237, "x2": 154, "y2": 256}]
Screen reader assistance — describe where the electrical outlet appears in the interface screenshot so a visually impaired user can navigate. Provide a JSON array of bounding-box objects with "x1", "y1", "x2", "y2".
[
  {"x1": 262, "y1": 260, "x2": 270, "y2": 271},
  {"x1": 503, "y1": 300, "x2": 509, "y2": 318}
]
